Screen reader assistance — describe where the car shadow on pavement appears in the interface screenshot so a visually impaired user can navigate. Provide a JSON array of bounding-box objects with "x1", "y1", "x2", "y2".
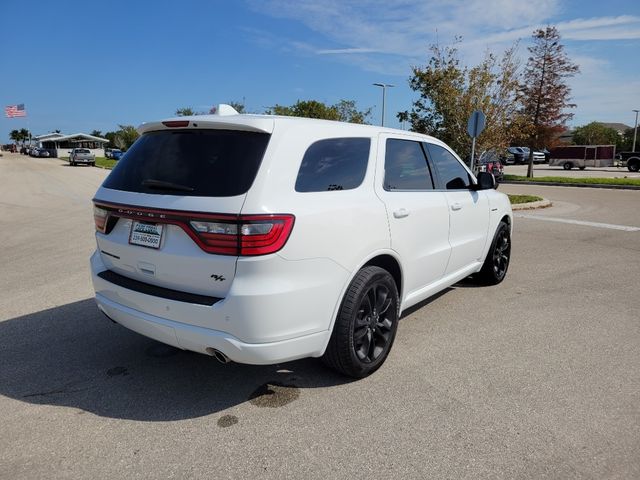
[{"x1": 0, "y1": 299, "x2": 354, "y2": 421}]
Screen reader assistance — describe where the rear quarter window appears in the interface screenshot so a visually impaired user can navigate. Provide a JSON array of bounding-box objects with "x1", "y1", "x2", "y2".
[
  {"x1": 102, "y1": 129, "x2": 270, "y2": 197},
  {"x1": 295, "y1": 137, "x2": 371, "y2": 192}
]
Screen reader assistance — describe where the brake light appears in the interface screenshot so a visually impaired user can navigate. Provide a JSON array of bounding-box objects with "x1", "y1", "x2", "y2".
[
  {"x1": 93, "y1": 205, "x2": 109, "y2": 233},
  {"x1": 162, "y1": 120, "x2": 189, "y2": 128},
  {"x1": 92, "y1": 202, "x2": 295, "y2": 256},
  {"x1": 189, "y1": 215, "x2": 295, "y2": 255}
]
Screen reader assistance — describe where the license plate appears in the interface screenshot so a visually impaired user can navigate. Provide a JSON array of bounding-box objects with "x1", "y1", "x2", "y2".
[{"x1": 129, "y1": 221, "x2": 163, "y2": 249}]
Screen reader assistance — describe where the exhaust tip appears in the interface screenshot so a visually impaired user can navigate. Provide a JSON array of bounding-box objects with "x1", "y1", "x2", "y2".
[{"x1": 206, "y1": 348, "x2": 231, "y2": 364}]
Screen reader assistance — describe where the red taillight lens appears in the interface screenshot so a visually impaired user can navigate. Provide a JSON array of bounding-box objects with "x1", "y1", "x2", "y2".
[
  {"x1": 93, "y1": 202, "x2": 295, "y2": 256},
  {"x1": 238, "y1": 215, "x2": 295, "y2": 255},
  {"x1": 189, "y1": 215, "x2": 295, "y2": 256},
  {"x1": 93, "y1": 205, "x2": 109, "y2": 233}
]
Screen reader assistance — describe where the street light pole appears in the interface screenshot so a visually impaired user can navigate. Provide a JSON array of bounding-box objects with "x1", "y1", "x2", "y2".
[
  {"x1": 373, "y1": 83, "x2": 394, "y2": 127},
  {"x1": 632, "y1": 109, "x2": 639, "y2": 152}
]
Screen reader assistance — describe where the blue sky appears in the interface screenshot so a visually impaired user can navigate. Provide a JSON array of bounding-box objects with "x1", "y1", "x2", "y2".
[{"x1": 1, "y1": 0, "x2": 639, "y2": 142}]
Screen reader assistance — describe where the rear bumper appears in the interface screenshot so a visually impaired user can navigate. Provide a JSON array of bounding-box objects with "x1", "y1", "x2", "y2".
[
  {"x1": 91, "y1": 250, "x2": 348, "y2": 364},
  {"x1": 95, "y1": 293, "x2": 330, "y2": 364}
]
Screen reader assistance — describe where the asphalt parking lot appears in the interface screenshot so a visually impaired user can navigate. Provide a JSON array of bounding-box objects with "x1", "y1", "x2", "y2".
[{"x1": 1, "y1": 153, "x2": 639, "y2": 479}]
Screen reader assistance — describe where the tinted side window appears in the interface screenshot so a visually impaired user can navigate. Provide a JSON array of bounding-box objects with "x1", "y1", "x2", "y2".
[
  {"x1": 295, "y1": 138, "x2": 370, "y2": 192},
  {"x1": 426, "y1": 143, "x2": 471, "y2": 190},
  {"x1": 384, "y1": 139, "x2": 434, "y2": 190}
]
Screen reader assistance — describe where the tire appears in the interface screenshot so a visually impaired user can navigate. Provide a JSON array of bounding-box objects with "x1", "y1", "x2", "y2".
[
  {"x1": 476, "y1": 221, "x2": 511, "y2": 286},
  {"x1": 71, "y1": 161, "x2": 75, "y2": 166},
  {"x1": 563, "y1": 162, "x2": 573, "y2": 170},
  {"x1": 322, "y1": 266, "x2": 399, "y2": 378},
  {"x1": 628, "y1": 159, "x2": 640, "y2": 172}
]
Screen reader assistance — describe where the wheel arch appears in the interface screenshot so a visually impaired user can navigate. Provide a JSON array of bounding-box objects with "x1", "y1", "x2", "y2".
[
  {"x1": 363, "y1": 254, "x2": 403, "y2": 301},
  {"x1": 322, "y1": 250, "x2": 404, "y2": 349}
]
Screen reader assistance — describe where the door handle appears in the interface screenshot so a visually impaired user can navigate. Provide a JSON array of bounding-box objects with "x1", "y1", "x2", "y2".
[
  {"x1": 393, "y1": 208, "x2": 410, "y2": 218},
  {"x1": 451, "y1": 202, "x2": 462, "y2": 211}
]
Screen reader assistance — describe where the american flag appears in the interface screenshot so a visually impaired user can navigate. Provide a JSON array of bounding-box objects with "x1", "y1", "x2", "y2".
[{"x1": 5, "y1": 104, "x2": 27, "y2": 118}]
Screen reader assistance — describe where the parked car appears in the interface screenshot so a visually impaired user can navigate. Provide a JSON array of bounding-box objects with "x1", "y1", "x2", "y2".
[
  {"x1": 615, "y1": 151, "x2": 640, "y2": 172},
  {"x1": 69, "y1": 148, "x2": 95, "y2": 166},
  {"x1": 505, "y1": 147, "x2": 545, "y2": 164},
  {"x1": 111, "y1": 149, "x2": 124, "y2": 160},
  {"x1": 105, "y1": 148, "x2": 123, "y2": 159},
  {"x1": 521, "y1": 147, "x2": 547, "y2": 164},
  {"x1": 35, "y1": 148, "x2": 50, "y2": 158},
  {"x1": 478, "y1": 150, "x2": 504, "y2": 182},
  {"x1": 91, "y1": 106, "x2": 513, "y2": 378}
]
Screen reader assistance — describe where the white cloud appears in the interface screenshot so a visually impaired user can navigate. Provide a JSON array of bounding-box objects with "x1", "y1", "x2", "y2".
[
  {"x1": 247, "y1": 1, "x2": 639, "y2": 61},
  {"x1": 244, "y1": 0, "x2": 640, "y2": 122}
]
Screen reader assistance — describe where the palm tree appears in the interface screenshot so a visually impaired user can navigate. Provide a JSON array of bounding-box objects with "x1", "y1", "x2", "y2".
[
  {"x1": 19, "y1": 128, "x2": 30, "y2": 144},
  {"x1": 9, "y1": 129, "x2": 20, "y2": 143}
]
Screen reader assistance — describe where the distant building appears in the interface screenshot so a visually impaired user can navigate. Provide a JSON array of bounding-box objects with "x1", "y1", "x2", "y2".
[{"x1": 34, "y1": 132, "x2": 109, "y2": 158}]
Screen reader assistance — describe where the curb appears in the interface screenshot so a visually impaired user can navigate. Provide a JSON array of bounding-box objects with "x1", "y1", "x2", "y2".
[
  {"x1": 501, "y1": 180, "x2": 640, "y2": 191},
  {"x1": 511, "y1": 199, "x2": 552, "y2": 211}
]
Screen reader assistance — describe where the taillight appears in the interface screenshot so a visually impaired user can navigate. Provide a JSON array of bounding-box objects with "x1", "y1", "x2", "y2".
[
  {"x1": 189, "y1": 215, "x2": 295, "y2": 256},
  {"x1": 93, "y1": 202, "x2": 295, "y2": 256},
  {"x1": 93, "y1": 205, "x2": 109, "y2": 233}
]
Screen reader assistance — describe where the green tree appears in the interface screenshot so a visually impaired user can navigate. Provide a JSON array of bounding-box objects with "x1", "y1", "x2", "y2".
[
  {"x1": 114, "y1": 125, "x2": 139, "y2": 150},
  {"x1": 398, "y1": 41, "x2": 525, "y2": 160},
  {"x1": 175, "y1": 107, "x2": 195, "y2": 116},
  {"x1": 520, "y1": 26, "x2": 579, "y2": 177},
  {"x1": 90, "y1": 130, "x2": 103, "y2": 138},
  {"x1": 10, "y1": 128, "x2": 30, "y2": 144},
  {"x1": 334, "y1": 99, "x2": 371, "y2": 124},
  {"x1": 617, "y1": 128, "x2": 637, "y2": 152},
  {"x1": 267, "y1": 99, "x2": 370, "y2": 123},
  {"x1": 103, "y1": 131, "x2": 118, "y2": 147},
  {"x1": 572, "y1": 122, "x2": 619, "y2": 145}
]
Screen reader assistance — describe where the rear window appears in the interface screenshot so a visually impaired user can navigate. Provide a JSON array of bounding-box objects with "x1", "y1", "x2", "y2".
[
  {"x1": 77, "y1": 149, "x2": 90, "y2": 153},
  {"x1": 102, "y1": 129, "x2": 270, "y2": 197}
]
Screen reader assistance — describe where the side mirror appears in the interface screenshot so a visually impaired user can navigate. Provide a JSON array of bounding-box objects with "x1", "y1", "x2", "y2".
[{"x1": 474, "y1": 171, "x2": 496, "y2": 190}]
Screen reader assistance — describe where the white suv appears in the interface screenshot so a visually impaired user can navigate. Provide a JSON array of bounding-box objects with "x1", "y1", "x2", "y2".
[{"x1": 91, "y1": 106, "x2": 512, "y2": 378}]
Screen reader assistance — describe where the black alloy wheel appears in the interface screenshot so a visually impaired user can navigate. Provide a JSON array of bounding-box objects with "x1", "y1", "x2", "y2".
[
  {"x1": 352, "y1": 282, "x2": 394, "y2": 364},
  {"x1": 476, "y1": 221, "x2": 511, "y2": 285},
  {"x1": 491, "y1": 226, "x2": 510, "y2": 281},
  {"x1": 322, "y1": 266, "x2": 399, "y2": 378}
]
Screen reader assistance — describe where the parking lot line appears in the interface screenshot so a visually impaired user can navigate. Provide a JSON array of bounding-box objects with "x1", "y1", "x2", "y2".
[{"x1": 515, "y1": 214, "x2": 640, "y2": 232}]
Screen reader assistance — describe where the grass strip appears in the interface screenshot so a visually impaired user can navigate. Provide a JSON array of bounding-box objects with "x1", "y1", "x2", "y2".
[
  {"x1": 504, "y1": 174, "x2": 640, "y2": 186},
  {"x1": 508, "y1": 194, "x2": 543, "y2": 204},
  {"x1": 94, "y1": 157, "x2": 117, "y2": 169}
]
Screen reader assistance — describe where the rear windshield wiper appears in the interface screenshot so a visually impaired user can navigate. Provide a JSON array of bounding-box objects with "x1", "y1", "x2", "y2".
[{"x1": 142, "y1": 179, "x2": 195, "y2": 192}]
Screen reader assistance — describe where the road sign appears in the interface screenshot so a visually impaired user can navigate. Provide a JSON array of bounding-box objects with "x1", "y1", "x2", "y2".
[
  {"x1": 467, "y1": 110, "x2": 486, "y2": 171},
  {"x1": 467, "y1": 110, "x2": 486, "y2": 138}
]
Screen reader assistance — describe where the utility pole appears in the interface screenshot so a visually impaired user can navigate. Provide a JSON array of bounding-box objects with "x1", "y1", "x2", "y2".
[
  {"x1": 373, "y1": 83, "x2": 394, "y2": 127},
  {"x1": 633, "y1": 109, "x2": 639, "y2": 152}
]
